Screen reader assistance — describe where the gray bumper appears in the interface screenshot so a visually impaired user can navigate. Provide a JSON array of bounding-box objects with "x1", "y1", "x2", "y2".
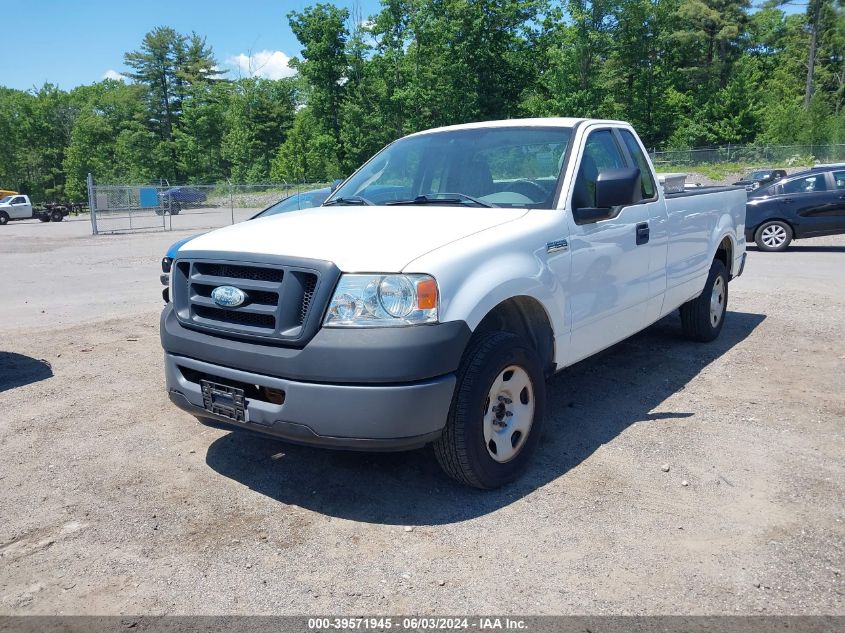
[{"x1": 165, "y1": 353, "x2": 455, "y2": 450}]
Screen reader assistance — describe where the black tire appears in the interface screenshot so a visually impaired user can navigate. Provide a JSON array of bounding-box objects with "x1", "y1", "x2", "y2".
[
  {"x1": 51, "y1": 210, "x2": 63, "y2": 222},
  {"x1": 434, "y1": 331, "x2": 546, "y2": 489},
  {"x1": 754, "y1": 220, "x2": 793, "y2": 252},
  {"x1": 0, "y1": 211, "x2": 8, "y2": 225},
  {"x1": 39, "y1": 215, "x2": 50, "y2": 222},
  {"x1": 680, "y1": 259, "x2": 728, "y2": 342},
  {"x1": 170, "y1": 202, "x2": 181, "y2": 215}
]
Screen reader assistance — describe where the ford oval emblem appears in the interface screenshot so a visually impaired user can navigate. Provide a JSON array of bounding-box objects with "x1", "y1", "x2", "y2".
[{"x1": 211, "y1": 285, "x2": 246, "y2": 308}]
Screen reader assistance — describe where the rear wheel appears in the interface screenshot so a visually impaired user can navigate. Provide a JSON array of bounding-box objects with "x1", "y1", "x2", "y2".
[
  {"x1": 170, "y1": 202, "x2": 181, "y2": 215},
  {"x1": 434, "y1": 331, "x2": 545, "y2": 489},
  {"x1": 39, "y1": 215, "x2": 51, "y2": 222},
  {"x1": 0, "y1": 211, "x2": 8, "y2": 225},
  {"x1": 680, "y1": 259, "x2": 728, "y2": 342},
  {"x1": 755, "y1": 220, "x2": 792, "y2": 252},
  {"x1": 50, "y1": 210, "x2": 63, "y2": 222}
]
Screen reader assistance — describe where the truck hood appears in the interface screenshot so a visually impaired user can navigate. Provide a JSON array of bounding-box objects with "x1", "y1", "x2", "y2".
[{"x1": 179, "y1": 205, "x2": 528, "y2": 272}]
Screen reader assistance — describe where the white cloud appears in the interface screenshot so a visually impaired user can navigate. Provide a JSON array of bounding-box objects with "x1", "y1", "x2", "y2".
[
  {"x1": 226, "y1": 50, "x2": 296, "y2": 80},
  {"x1": 102, "y1": 69, "x2": 125, "y2": 81}
]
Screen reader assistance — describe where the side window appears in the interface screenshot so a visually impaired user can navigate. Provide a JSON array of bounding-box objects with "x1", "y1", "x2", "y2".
[
  {"x1": 619, "y1": 130, "x2": 656, "y2": 199},
  {"x1": 833, "y1": 171, "x2": 845, "y2": 190},
  {"x1": 782, "y1": 175, "x2": 827, "y2": 194},
  {"x1": 12, "y1": 196, "x2": 26, "y2": 204},
  {"x1": 572, "y1": 130, "x2": 627, "y2": 210}
]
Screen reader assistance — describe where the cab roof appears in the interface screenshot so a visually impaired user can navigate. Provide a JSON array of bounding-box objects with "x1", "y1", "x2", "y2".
[{"x1": 406, "y1": 117, "x2": 631, "y2": 138}]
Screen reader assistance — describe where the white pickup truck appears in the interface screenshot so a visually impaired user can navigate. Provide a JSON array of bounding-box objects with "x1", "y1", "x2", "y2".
[
  {"x1": 161, "y1": 118, "x2": 747, "y2": 488},
  {"x1": 0, "y1": 194, "x2": 68, "y2": 224}
]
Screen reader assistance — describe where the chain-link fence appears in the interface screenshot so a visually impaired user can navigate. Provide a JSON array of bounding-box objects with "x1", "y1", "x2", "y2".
[
  {"x1": 86, "y1": 176, "x2": 331, "y2": 235},
  {"x1": 649, "y1": 144, "x2": 845, "y2": 167}
]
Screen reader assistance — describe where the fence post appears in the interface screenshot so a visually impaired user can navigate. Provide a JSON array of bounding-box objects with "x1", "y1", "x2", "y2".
[
  {"x1": 228, "y1": 179, "x2": 235, "y2": 225},
  {"x1": 86, "y1": 173, "x2": 98, "y2": 235}
]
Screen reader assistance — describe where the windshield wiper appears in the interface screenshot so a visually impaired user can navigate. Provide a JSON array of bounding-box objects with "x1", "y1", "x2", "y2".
[
  {"x1": 323, "y1": 196, "x2": 373, "y2": 206},
  {"x1": 386, "y1": 193, "x2": 495, "y2": 208}
]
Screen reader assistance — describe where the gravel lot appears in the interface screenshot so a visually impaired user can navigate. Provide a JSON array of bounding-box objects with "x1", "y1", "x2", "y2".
[{"x1": 0, "y1": 217, "x2": 843, "y2": 615}]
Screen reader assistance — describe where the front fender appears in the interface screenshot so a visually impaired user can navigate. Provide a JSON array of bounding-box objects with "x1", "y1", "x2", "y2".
[
  {"x1": 434, "y1": 250, "x2": 568, "y2": 366},
  {"x1": 403, "y1": 209, "x2": 571, "y2": 366}
]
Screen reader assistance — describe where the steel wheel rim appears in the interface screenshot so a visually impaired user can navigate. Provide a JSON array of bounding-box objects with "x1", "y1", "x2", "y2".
[
  {"x1": 761, "y1": 224, "x2": 787, "y2": 248},
  {"x1": 710, "y1": 276, "x2": 725, "y2": 327},
  {"x1": 483, "y1": 365, "x2": 535, "y2": 463}
]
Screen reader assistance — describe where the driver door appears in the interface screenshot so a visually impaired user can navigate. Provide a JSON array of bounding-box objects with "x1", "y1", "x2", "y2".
[
  {"x1": 10, "y1": 196, "x2": 31, "y2": 219},
  {"x1": 564, "y1": 128, "x2": 652, "y2": 363}
]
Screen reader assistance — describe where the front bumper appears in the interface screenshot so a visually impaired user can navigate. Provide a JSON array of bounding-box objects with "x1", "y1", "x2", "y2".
[
  {"x1": 165, "y1": 353, "x2": 455, "y2": 450},
  {"x1": 161, "y1": 305, "x2": 471, "y2": 450}
]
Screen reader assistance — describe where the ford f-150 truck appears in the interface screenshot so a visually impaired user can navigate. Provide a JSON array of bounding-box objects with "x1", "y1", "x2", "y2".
[{"x1": 161, "y1": 118, "x2": 747, "y2": 489}]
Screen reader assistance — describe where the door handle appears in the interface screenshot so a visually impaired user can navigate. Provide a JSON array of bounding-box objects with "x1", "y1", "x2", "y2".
[
  {"x1": 636, "y1": 222, "x2": 650, "y2": 245},
  {"x1": 782, "y1": 197, "x2": 794, "y2": 203}
]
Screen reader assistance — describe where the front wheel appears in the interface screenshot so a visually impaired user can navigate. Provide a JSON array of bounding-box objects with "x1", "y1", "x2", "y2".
[
  {"x1": 0, "y1": 211, "x2": 8, "y2": 225},
  {"x1": 680, "y1": 259, "x2": 728, "y2": 342},
  {"x1": 755, "y1": 220, "x2": 792, "y2": 252},
  {"x1": 434, "y1": 331, "x2": 545, "y2": 489}
]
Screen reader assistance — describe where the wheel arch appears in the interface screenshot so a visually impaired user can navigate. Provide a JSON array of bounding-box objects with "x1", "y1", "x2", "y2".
[{"x1": 470, "y1": 295, "x2": 557, "y2": 378}]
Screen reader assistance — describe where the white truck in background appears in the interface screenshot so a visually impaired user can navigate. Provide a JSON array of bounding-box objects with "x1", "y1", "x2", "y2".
[
  {"x1": 0, "y1": 194, "x2": 69, "y2": 225},
  {"x1": 160, "y1": 117, "x2": 747, "y2": 489}
]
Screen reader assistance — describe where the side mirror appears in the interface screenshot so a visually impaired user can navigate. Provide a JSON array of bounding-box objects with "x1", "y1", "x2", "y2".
[
  {"x1": 573, "y1": 167, "x2": 642, "y2": 224},
  {"x1": 330, "y1": 179, "x2": 343, "y2": 192}
]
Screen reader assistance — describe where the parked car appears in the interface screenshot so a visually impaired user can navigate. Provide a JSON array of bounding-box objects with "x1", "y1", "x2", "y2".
[
  {"x1": 746, "y1": 167, "x2": 845, "y2": 251},
  {"x1": 160, "y1": 187, "x2": 332, "y2": 298},
  {"x1": 733, "y1": 168, "x2": 787, "y2": 192},
  {"x1": 254, "y1": 187, "x2": 331, "y2": 219},
  {"x1": 160, "y1": 117, "x2": 747, "y2": 489},
  {"x1": 0, "y1": 195, "x2": 69, "y2": 225},
  {"x1": 160, "y1": 188, "x2": 332, "y2": 278},
  {"x1": 157, "y1": 187, "x2": 207, "y2": 214}
]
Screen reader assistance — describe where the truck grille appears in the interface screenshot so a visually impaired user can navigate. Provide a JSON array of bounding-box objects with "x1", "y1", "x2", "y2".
[{"x1": 171, "y1": 254, "x2": 338, "y2": 345}]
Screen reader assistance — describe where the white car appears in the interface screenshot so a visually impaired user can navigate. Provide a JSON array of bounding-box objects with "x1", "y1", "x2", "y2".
[{"x1": 160, "y1": 118, "x2": 747, "y2": 488}]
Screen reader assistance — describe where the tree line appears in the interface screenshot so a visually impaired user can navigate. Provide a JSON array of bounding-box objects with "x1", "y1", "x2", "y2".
[{"x1": 1, "y1": 0, "x2": 843, "y2": 202}]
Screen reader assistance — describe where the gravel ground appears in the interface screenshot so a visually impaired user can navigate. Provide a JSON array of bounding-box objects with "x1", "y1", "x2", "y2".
[{"x1": 0, "y1": 219, "x2": 843, "y2": 615}]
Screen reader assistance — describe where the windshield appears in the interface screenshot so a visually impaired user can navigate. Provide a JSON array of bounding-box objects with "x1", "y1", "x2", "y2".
[
  {"x1": 327, "y1": 126, "x2": 572, "y2": 209},
  {"x1": 0, "y1": 196, "x2": 11, "y2": 204},
  {"x1": 748, "y1": 171, "x2": 771, "y2": 180}
]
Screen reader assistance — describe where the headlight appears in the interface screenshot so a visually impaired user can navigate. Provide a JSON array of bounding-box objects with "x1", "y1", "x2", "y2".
[
  {"x1": 324, "y1": 274, "x2": 438, "y2": 327},
  {"x1": 161, "y1": 257, "x2": 173, "y2": 302}
]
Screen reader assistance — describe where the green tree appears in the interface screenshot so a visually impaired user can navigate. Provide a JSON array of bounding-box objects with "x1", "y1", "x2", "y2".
[
  {"x1": 221, "y1": 78, "x2": 297, "y2": 182},
  {"x1": 270, "y1": 110, "x2": 340, "y2": 182},
  {"x1": 288, "y1": 4, "x2": 350, "y2": 149}
]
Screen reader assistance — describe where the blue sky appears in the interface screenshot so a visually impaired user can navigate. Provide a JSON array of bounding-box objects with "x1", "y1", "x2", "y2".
[
  {"x1": 0, "y1": 0, "x2": 382, "y2": 91},
  {"x1": 1, "y1": 1, "x2": 801, "y2": 91}
]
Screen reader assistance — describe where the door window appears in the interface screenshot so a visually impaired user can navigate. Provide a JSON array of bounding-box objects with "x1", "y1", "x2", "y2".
[
  {"x1": 619, "y1": 130, "x2": 656, "y2": 199},
  {"x1": 833, "y1": 171, "x2": 845, "y2": 190},
  {"x1": 782, "y1": 175, "x2": 826, "y2": 194},
  {"x1": 572, "y1": 130, "x2": 627, "y2": 210},
  {"x1": 12, "y1": 196, "x2": 26, "y2": 204}
]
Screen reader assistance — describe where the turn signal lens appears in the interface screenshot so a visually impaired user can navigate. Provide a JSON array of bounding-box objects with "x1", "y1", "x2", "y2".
[{"x1": 416, "y1": 278, "x2": 438, "y2": 310}]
